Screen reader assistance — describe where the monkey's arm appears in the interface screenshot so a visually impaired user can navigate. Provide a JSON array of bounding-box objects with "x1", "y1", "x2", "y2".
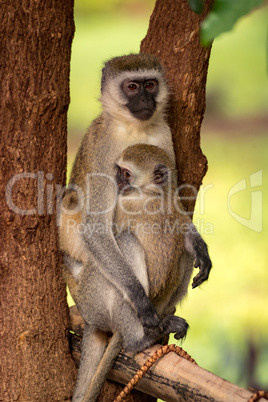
[
  {"x1": 84, "y1": 231, "x2": 160, "y2": 328},
  {"x1": 185, "y1": 223, "x2": 212, "y2": 288}
]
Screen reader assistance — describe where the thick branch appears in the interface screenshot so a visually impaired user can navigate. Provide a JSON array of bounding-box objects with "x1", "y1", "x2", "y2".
[
  {"x1": 109, "y1": 347, "x2": 259, "y2": 402},
  {"x1": 69, "y1": 307, "x2": 261, "y2": 402}
]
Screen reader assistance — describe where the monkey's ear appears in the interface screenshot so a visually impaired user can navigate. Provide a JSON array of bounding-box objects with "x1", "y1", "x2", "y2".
[{"x1": 153, "y1": 164, "x2": 169, "y2": 185}]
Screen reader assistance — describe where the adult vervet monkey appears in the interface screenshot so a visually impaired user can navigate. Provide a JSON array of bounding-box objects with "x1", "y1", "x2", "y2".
[
  {"x1": 63, "y1": 53, "x2": 175, "y2": 328},
  {"x1": 59, "y1": 54, "x2": 211, "y2": 401}
]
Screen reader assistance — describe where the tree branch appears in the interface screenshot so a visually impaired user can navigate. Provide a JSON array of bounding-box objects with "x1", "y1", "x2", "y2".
[{"x1": 69, "y1": 306, "x2": 261, "y2": 402}]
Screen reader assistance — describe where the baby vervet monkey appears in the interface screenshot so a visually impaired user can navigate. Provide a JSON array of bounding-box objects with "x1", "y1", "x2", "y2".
[
  {"x1": 59, "y1": 53, "x2": 211, "y2": 401},
  {"x1": 114, "y1": 143, "x2": 212, "y2": 318}
]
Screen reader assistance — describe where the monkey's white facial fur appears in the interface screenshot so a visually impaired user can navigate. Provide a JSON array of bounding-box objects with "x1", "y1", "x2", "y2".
[{"x1": 101, "y1": 70, "x2": 169, "y2": 124}]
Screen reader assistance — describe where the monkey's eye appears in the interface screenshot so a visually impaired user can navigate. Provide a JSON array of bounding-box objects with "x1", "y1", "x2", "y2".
[
  {"x1": 128, "y1": 83, "x2": 138, "y2": 91},
  {"x1": 144, "y1": 80, "x2": 158, "y2": 91},
  {"x1": 122, "y1": 80, "x2": 140, "y2": 95},
  {"x1": 144, "y1": 82, "x2": 154, "y2": 90}
]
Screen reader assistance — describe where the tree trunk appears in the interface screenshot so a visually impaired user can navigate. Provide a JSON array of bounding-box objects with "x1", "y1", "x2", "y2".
[
  {"x1": 0, "y1": 1, "x2": 76, "y2": 401},
  {"x1": 100, "y1": 1, "x2": 213, "y2": 400},
  {"x1": 141, "y1": 0, "x2": 213, "y2": 214}
]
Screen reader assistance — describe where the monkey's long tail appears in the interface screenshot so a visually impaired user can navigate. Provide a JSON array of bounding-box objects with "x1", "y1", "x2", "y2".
[{"x1": 82, "y1": 331, "x2": 123, "y2": 402}]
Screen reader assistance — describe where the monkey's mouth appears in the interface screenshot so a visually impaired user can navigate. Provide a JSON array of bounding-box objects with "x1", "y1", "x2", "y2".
[{"x1": 131, "y1": 108, "x2": 154, "y2": 121}]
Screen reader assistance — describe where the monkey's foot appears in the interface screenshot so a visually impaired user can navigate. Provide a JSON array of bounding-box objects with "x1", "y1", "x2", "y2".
[{"x1": 160, "y1": 315, "x2": 189, "y2": 340}]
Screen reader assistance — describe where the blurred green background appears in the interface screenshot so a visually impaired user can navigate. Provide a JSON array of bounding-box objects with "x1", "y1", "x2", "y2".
[{"x1": 67, "y1": 0, "x2": 268, "y2": 392}]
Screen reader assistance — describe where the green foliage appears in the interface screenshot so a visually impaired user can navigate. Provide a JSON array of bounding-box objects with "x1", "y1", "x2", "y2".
[
  {"x1": 206, "y1": 7, "x2": 268, "y2": 117},
  {"x1": 201, "y1": 0, "x2": 265, "y2": 45}
]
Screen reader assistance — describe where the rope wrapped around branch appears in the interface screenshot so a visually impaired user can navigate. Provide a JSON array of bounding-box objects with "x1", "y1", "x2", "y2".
[
  {"x1": 248, "y1": 390, "x2": 268, "y2": 402},
  {"x1": 113, "y1": 344, "x2": 197, "y2": 401}
]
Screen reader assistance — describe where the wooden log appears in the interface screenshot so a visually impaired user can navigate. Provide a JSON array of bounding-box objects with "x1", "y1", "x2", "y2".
[
  {"x1": 68, "y1": 306, "x2": 263, "y2": 402},
  {"x1": 109, "y1": 345, "x2": 262, "y2": 402}
]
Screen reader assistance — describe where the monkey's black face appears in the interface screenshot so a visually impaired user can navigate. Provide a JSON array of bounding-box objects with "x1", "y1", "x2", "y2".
[{"x1": 122, "y1": 79, "x2": 158, "y2": 121}]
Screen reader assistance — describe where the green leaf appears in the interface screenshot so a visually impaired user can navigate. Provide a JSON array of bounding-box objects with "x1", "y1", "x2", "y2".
[
  {"x1": 201, "y1": 0, "x2": 265, "y2": 46},
  {"x1": 188, "y1": 0, "x2": 205, "y2": 14}
]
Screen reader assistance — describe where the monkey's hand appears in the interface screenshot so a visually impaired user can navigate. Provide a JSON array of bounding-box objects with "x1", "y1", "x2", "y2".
[
  {"x1": 192, "y1": 252, "x2": 212, "y2": 289},
  {"x1": 185, "y1": 223, "x2": 212, "y2": 289},
  {"x1": 159, "y1": 315, "x2": 189, "y2": 340},
  {"x1": 135, "y1": 293, "x2": 160, "y2": 329}
]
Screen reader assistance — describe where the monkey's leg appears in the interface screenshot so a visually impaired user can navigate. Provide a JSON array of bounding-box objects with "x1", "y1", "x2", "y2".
[
  {"x1": 156, "y1": 269, "x2": 193, "y2": 341},
  {"x1": 72, "y1": 325, "x2": 108, "y2": 402},
  {"x1": 163, "y1": 252, "x2": 195, "y2": 314},
  {"x1": 155, "y1": 254, "x2": 194, "y2": 342},
  {"x1": 115, "y1": 233, "x2": 188, "y2": 350}
]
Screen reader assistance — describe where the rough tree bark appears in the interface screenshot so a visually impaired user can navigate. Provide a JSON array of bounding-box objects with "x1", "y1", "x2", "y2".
[
  {"x1": 0, "y1": 1, "x2": 77, "y2": 400},
  {"x1": 99, "y1": 0, "x2": 213, "y2": 400}
]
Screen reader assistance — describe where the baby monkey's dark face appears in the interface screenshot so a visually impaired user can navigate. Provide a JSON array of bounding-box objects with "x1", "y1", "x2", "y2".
[
  {"x1": 121, "y1": 79, "x2": 159, "y2": 121},
  {"x1": 115, "y1": 162, "x2": 169, "y2": 196}
]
